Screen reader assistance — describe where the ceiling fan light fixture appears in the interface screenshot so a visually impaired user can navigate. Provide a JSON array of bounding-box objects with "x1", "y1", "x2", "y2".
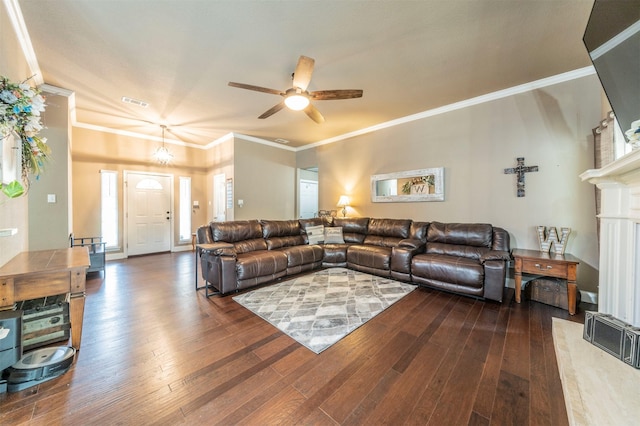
[{"x1": 284, "y1": 92, "x2": 309, "y2": 111}]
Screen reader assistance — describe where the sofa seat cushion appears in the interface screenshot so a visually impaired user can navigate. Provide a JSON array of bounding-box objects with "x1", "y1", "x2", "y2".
[
  {"x1": 427, "y1": 242, "x2": 489, "y2": 261},
  {"x1": 277, "y1": 244, "x2": 324, "y2": 267},
  {"x1": 347, "y1": 245, "x2": 392, "y2": 270},
  {"x1": 363, "y1": 235, "x2": 404, "y2": 248},
  {"x1": 235, "y1": 250, "x2": 288, "y2": 281},
  {"x1": 411, "y1": 253, "x2": 484, "y2": 288},
  {"x1": 322, "y1": 244, "x2": 349, "y2": 265}
]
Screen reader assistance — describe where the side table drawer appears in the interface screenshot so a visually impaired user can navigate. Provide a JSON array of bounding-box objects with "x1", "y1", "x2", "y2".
[{"x1": 521, "y1": 259, "x2": 568, "y2": 278}]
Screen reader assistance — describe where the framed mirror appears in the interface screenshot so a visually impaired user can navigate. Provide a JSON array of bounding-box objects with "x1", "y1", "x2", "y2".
[{"x1": 371, "y1": 167, "x2": 444, "y2": 202}]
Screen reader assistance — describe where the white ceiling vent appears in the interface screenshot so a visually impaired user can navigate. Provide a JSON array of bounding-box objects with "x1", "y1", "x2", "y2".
[
  {"x1": 274, "y1": 138, "x2": 289, "y2": 144},
  {"x1": 121, "y1": 96, "x2": 149, "y2": 108}
]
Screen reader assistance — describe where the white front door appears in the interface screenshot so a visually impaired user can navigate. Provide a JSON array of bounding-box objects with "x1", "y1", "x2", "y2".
[{"x1": 126, "y1": 172, "x2": 172, "y2": 256}]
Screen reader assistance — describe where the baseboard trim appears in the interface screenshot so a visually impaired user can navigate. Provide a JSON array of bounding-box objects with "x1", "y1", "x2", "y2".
[{"x1": 580, "y1": 290, "x2": 598, "y2": 305}]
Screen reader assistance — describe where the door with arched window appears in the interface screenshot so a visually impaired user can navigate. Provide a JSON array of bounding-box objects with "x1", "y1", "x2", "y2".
[{"x1": 126, "y1": 172, "x2": 172, "y2": 256}]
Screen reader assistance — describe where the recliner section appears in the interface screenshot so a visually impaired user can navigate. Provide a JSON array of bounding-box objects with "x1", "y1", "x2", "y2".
[{"x1": 197, "y1": 217, "x2": 510, "y2": 302}]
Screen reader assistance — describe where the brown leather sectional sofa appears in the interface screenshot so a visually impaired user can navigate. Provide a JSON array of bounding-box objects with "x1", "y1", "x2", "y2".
[{"x1": 196, "y1": 217, "x2": 511, "y2": 302}]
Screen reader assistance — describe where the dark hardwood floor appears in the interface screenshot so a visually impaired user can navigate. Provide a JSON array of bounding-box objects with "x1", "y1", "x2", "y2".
[{"x1": 0, "y1": 251, "x2": 587, "y2": 425}]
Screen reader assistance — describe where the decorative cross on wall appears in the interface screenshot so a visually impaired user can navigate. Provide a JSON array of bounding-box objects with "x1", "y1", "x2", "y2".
[{"x1": 504, "y1": 157, "x2": 538, "y2": 197}]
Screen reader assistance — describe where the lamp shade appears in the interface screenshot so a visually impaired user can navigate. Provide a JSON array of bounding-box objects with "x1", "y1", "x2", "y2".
[{"x1": 336, "y1": 195, "x2": 350, "y2": 207}]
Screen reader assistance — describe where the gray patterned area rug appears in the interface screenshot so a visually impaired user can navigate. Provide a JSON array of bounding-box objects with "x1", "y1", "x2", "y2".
[{"x1": 232, "y1": 267, "x2": 416, "y2": 354}]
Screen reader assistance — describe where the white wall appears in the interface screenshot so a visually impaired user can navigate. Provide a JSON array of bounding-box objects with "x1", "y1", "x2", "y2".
[
  {"x1": 0, "y1": 6, "x2": 33, "y2": 265},
  {"x1": 233, "y1": 137, "x2": 296, "y2": 220},
  {"x1": 302, "y1": 74, "x2": 602, "y2": 293},
  {"x1": 28, "y1": 92, "x2": 72, "y2": 250}
]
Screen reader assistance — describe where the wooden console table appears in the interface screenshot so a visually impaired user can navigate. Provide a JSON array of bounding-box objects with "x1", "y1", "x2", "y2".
[
  {"x1": 0, "y1": 247, "x2": 90, "y2": 349},
  {"x1": 512, "y1": 248, "x2": 580, "y2": 315}
]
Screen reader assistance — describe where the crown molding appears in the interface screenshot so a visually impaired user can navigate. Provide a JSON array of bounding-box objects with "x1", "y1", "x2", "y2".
[
  {"x1": 3, "y1": 0, "x2": 42, "y2": 85},
  {"x1": 73, "y1": 122, "x2": 205, "y2": 150},
  {"x1": 233, "y1": 133, "x2": 297, "y2": 152},
  {"x1": 299, "y1": 66, "x2": 597, "y2": 151}
]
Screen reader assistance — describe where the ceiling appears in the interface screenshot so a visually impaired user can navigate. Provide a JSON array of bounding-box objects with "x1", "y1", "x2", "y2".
[{"x1": 16, "y1": 0, "x2": 595, "y2": 149}]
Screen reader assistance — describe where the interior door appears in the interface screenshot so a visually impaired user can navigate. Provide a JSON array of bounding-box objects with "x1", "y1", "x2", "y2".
[
  {"x1": 213, "y1": 173, "x2": 226, "y2": 221},
  {"x1": 126, "y1": 172, "x2": 172, "y2": 256},
  {"x1": 299, "y1": 179, "x2": 318, "y2": 219}
]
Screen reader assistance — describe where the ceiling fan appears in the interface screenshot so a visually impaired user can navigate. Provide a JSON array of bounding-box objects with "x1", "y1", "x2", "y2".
[{"x1": 228, "y1": 55, "x2": 363, "y2": 124}]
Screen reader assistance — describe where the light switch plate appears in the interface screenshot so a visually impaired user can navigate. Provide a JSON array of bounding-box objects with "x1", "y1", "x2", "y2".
[{"x1": 47, "y1": 194, "x2": 56, "y2": 203}]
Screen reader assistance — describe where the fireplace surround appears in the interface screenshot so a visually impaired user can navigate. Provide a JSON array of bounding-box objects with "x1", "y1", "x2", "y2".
[{"x1": 581, "y1": 149, "x2": 640, "y2": 326}]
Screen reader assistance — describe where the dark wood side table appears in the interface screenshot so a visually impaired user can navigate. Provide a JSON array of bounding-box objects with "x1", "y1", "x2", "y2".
[
  {"x1": 0, "y1": 247, "x2": 90, "y2": 349},
  {"x1": 512, "y1": 249, "x2": 580, "y2": 315}
]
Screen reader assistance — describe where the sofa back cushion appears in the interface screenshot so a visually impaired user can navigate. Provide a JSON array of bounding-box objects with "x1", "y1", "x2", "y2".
[
  {"x1": 211, "y1": 220, "x2": 267, "y2": 254},
  {"x1": 261, "y1": 220, "x2": 305, "y2": 249},
  {"x1": 363, "y1": 218, "x2": 411, "y2": 247},
  {"x1": 409, "y1": 221, "x2": 430, "y2": 242},
  {"x1": 332, "y1": 217, "x2": 369, "y2": 244},
  {"x1": 299, "y1": 217, "x2": 332, "y2": 244},
  {"x1": 492, "y1": 227, "x2": 510, "y2": 251},
  {"x1": 426, "y1": 222, "x2": 493, "y2": 260},
  {"x1": 299, "y1": 217, "x2": 332, "y2": 229}
]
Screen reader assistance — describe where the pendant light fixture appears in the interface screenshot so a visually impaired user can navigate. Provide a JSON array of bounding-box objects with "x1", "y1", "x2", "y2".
[{"x1": 153, "y1": 125, "x2": 173, "y2": 165}]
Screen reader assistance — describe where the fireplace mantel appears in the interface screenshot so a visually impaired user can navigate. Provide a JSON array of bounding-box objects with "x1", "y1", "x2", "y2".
[
  {"x1": 581, "y1": 149, "x2": 640, "y2": 187},
  {"x1": 581, "y1": 149, "x2": 640, "y2": 326}
]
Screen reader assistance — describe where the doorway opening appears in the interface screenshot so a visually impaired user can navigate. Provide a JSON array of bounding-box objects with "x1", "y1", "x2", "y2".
[{"x1": 298, "y1": 168, "x2": 318, "y2": 219}]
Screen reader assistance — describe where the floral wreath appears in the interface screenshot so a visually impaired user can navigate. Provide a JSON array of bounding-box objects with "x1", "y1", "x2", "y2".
[
  {"x1": 401, "y1": 175, "x2": 435, "y2": 194},
  {"x1": 0, "y1": 75, "x2": 50, "y2": 198}
]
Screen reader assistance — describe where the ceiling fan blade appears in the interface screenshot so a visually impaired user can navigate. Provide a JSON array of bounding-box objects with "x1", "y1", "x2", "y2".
[
  {"x1": 292, "y1": 56, "x2": 315, "y2": 91},
  {"x1": 258, "y1": 101, "x2": 286, "y2": 119},
  {"x1": 304, "y1": 104, "x2": 325, "y2": 124},
  {"x1": 310, "y1": 89, "x2": 363, "y2": 100},
  {"x1": 228, "y1": 82, "x2": 284, "y2": 96}
]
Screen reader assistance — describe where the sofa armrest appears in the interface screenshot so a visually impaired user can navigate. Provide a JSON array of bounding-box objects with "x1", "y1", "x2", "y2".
[
  {"x1": 398, "y1": 238, "x2": 426, "y2": 251},
  {"x1": 199, "y1": 242, "x2": 238, "y2": 295},
  {"x1": 483, "y1": 259, "x2": 508, "y2": 302},
  {"x1": 391, "y1": 242, "x2": 425, "y2": 274},
  {"x1": 480, "y1": 250, "x2": 511, "y2": 264},
  {"x1": 199, "y1": 242, "x2": 236, "y2": 257}
]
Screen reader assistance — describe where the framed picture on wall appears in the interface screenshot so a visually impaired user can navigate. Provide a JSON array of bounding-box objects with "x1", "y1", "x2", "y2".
[{"x1": 371, "y1": 167, "x2": 444, "y2": 202}]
